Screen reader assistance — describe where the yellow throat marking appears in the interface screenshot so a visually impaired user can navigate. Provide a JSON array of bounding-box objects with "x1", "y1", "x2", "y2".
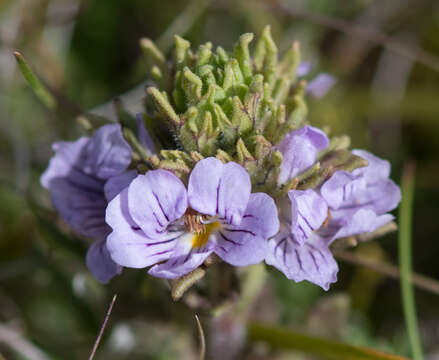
[{"x1": 191, "y1": 221, "x2": 221, "y2": 248}]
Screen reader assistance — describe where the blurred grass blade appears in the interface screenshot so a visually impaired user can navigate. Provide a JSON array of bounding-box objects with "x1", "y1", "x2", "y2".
[
  {"x1": 399, "y1": 162, "x2": 424, "y2": 360},
  {"x1": 14, "y1": 51, "x2": 56, "y2": 110},
  {"x1": 248, "y1": 323, "x2": 408, "y2": 360}
]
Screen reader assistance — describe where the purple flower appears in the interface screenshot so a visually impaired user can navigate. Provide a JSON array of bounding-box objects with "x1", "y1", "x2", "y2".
[
  {"x1": 41, "y1": 124, "x2": 135, "y2": 283},
  {"x1": 277, "y1": 125, "x2": 329, "y2": 184},
  {"x1": 106, "y1": 157, "x2": 279, "y2": 278},
  {"x1": 296, "y1": 61, "x2": 336, "y2": 98},
  {"x1": 266, "y1": 149, "x2": 401, "y2": 290},
  {"x1": 297, "y1": 61, "x2": 312, "y2": 77},
  {"x1": 319, "y1": 149, "x2": 401, "y2": 241},
  {"x1": 306, "y1": 74, "x2": 336, "y2": 99},
  {"x1": 266, "y1": 189, "x2": 337, "y2": 291}
]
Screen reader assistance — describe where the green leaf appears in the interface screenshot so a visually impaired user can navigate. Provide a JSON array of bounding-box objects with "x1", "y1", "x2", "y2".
[
  {"x1": 248, "y1": 323, "x2": 409, "y2": 360},
  {"x1": 14, "y1": 51, "x2": 56, "y2": 110}
]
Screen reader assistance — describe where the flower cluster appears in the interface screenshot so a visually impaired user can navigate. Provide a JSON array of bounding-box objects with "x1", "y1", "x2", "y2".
[{"x1": 41, "y1": 26, "x2": 400, "y2": 295}]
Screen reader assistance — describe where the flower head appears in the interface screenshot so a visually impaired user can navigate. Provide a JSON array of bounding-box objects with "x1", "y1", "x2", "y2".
[
  {"x1": 41, "y1": 124, "x2": 135, "y2": 283},
  {"x1": 106, "y1": 157, "x2": 279, "y2": 278}
]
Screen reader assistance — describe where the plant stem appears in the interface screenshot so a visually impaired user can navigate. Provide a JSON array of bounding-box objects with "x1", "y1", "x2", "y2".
[{"x1": 399, "y1": 161, "x2": 424, "y2": 360}]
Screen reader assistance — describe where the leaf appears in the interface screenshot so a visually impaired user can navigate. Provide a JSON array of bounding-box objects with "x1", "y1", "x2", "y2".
[
  {"x1": 248, "y1": 323, "x2": 409, "y2": 360},
  {"x1": 14, "y1": 51, "x2": 56, "y2": 110}
]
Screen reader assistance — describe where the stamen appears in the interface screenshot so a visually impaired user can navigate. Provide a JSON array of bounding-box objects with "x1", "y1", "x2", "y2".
[
  {"x1": 184, "y1": 208, "x2": 206, "y2": 234},
  {"x1": 183, "y1": 208, "x2": 221, "y2": 248},
  {"x1": 322, "y1": 208, "x2": 331, "y2": 227}
]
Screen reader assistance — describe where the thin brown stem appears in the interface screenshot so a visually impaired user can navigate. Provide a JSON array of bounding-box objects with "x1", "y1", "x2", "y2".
[
  {"x1": 195, "y1": 314, "x2": 206, "y2": 360},
  {"x1": 335, "y1": 250, "x2": 439, "y2": 296},
  {"x1": 88, "y1": 294, "x2": 118, "y2": 360}
]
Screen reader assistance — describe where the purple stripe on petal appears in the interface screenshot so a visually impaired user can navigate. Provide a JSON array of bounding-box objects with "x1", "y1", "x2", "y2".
[
  {"x1": 266, "y1": 232, "x2": 338, "y2": 291},
  {"x1": 188, "y1": 158, "x2": 251, "y2": 225},
  {"x1": 219, "y1": 231, "x2": 242, "y2": 246},
  {"x1": 288, "y1": 189, "x2": 328, "y2": 245},
  {"x1": 106, "y1": 189, "x2": 177, "y2": 268},
  {"x1": 127, "y1": 170, "x2": 187, "y2": 239}
]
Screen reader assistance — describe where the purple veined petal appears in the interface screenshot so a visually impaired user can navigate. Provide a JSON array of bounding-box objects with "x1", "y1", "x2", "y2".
[
  {"x1": 297, "y1": 61, "x2": 312, "y2": 77},
  {"x1": 127, "y1": 170, "x2": 188, "y2": 239},
  {"x1": 306, "y1": 73, "x2": 336, "y2": 98},
  {"x1": 213, "y1": 194, "x2": 274, "y2": 265},
  {"x1": 342, "y1": 178, "x2": 401, "y2": 215},
  {"x1": 40, "y1": 137, "x2": 89, "y2": 189},
  {"x1": 136, "y1": 113, "x2": 156, "y2": 155},
  {"x1": 148, "y1": 233, "x2": 213, "y2": 278},
  {"x1": 328, "y1": 208, "x2": 394, "y2": 243},
  {"x1": 213, "y1": 230, "x2": 268, "y2": 267},
  {"x1": 352, "y1": 149, "x2": 391, "y2": 182},
  {"x1": 277, "y1": 126, "x2": 329, "y2": 184},
  {"x1": 360, "y1": 179, "x2": 401, "y2": 214},
  {"x1": 320, "y1": 171, "x2": 366, "y2": 210},
  {"x1": 82, "y1": 124, "x2": 132, "y2": 179},
  {"x1": 233, "y1": 192, "x2": 280, "y2": 239},
  {"x1": 49, "y1": 177, "x2": 109, "y2": 239},
  {"x1": 188, "y1": 157, "x2": 251, "y2": 225},
  {"x1": 265, "y1": 232, "x2": 338, "y2": 291},
  {"x1": 86, "y1": 239, "x2": 122, "y2": 284},
  {"x1": 104, "y1": 170, "x2": 137, "y2": 202},
  {"x1": 321, "y1": 170, "x2": 401, "y2": 215},
  {"x1": 289, "y1": 189, "x2": 328, "y2": 245},
  {"x1": 106, "y1": 188, "x2": 180, "y2": 268}
]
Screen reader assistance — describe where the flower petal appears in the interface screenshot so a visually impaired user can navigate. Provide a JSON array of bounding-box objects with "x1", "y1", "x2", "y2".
[
  {"x1": 289, "y1": 189, "x2": 328, "y2": 245},
  {"x1": 188, "y1": 157, "x2": 251, "y2": 225},
  {"x1": 277, "y1": 126, "x2": 329, "y2": 184},
  {"x1": 266, "y1": 232, "x2": 338, "y2": 290},
  {"x1": 237, "y1": 192, "x2": 280, "y2": 238},
  {"x1": 106, "y1": 189, "x2": 179, "y2": 268},
  {"x1": 328, "y1": 208, "x2": 394, "y2": 242},
  {"x1": 82, "y1": 124, "x2": 132, "y2": 179},
  {"x1": 104, "y1": 170, "x2": 137, "y2": 202},
  {"x1": 128, "y1": 170, "x2": 188, "y2": 239},
  {"x1": 148, "y1": 235, "x2": 212, "y2": 278},
  {"x1": 321, "y1": 171, "x2": 401, "y2": 215},
  {"x1": 49, "y1": 176, "x2": 108, "y2": 239},
  {"x1": 297, "y1": 61, "x2": 312, "y2": 77},
  {"x1": 40, "y1": 137, "x2": 89, "y2": 189},
  {"x1": 136, "y1": 113, "x2": 156, "y2": 155},
  {"x1": 214, "y1": 230, "x2": 268, "y2": 266},
  {"x1": 352, "y1": 149, "x2": 391, "y2": 182},
  {"x1": 320, "y1": 171, "x2": 365, "y2": 210},
  {"x1": 306, "y1": 73, "x2": 336, "y2": 98},
  {"x1": 213, "y1": 193, "x2": 277, "y2": 266},
  {"x1": 86, "y1": 239, "x2": 122, "y2": 283},
  {"x1": 362, "y1": 179, "x2": 401, "y2": 214}
]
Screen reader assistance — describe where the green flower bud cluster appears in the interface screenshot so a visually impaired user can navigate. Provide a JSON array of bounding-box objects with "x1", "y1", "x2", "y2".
[{"x1": 137, "y1": 25, "x2": 365, "y2": 197}]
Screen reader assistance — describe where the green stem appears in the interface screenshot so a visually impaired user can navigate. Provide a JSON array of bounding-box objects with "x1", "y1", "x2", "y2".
[{"x1": 398, "y1": 162, "x2": 424, "y2": 360}]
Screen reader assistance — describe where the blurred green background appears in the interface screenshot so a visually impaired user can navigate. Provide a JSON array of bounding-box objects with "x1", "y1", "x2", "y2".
[{"x1": 1, "y1": 0, "x2": 439, "y2": 359}]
